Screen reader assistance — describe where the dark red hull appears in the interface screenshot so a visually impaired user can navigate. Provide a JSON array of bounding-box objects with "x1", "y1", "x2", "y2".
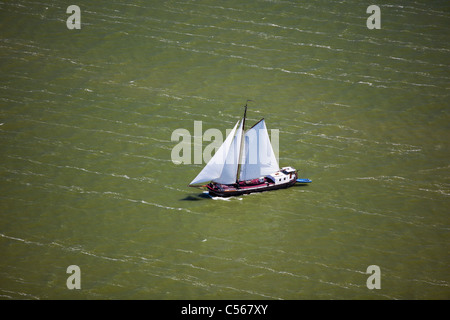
[{"x1": 206, "y1": 173, "x2": 298, "y2": 197}]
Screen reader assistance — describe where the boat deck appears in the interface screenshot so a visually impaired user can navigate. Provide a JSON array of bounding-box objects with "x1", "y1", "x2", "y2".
[{"x1": 207, "y1": 174, "x2": 298, "y2": 197}]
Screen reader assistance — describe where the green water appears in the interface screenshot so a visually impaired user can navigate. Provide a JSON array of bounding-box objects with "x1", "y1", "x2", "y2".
[{"x1": 0, "y1": 0, "x2": 449, "y2": 300}]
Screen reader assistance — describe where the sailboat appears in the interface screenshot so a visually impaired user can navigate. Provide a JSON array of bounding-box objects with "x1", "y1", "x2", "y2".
[{"x1": 188, "y1": 103, "x2": 311, "y2": 197}]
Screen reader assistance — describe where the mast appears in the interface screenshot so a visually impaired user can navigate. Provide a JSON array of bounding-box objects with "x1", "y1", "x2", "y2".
[{"x1": 236, "y1": 100, "x2": 250, "y2": 184}]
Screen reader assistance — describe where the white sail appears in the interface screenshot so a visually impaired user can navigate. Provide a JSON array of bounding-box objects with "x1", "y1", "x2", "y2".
[
  {"x1": 190, "y1": 114, "x2": 279, "y2": 185},
  {"x1": 189, "y1": 120, "x2": 240, "y2": 185},
  {"x1": 239, "y1": 119, "x2": 279, "y2": 181},
  {"x1": 214, "y1": 118, "x2": 243, "y2": 184}
]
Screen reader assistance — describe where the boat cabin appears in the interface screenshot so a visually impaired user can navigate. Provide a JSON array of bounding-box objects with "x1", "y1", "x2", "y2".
[
  {"x1": 266, "y1": 167, "x2": 297, "y2": 185},
  {"x1": 280, "y1": 167, "x2": 296, "y2": 174}
]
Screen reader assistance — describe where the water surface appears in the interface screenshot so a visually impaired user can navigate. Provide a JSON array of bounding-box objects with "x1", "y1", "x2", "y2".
[{"x1": 0, "y1": 0, "x2": 449, "y2": 299}]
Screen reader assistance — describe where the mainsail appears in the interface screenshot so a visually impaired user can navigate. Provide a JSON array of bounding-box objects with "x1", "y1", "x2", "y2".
[
  {"x1": 239, "y1": 119, "x2": 279, "y2": 181},
  {"x1": 189, "y1": 113, "x2": 279, "y2": 185}
]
